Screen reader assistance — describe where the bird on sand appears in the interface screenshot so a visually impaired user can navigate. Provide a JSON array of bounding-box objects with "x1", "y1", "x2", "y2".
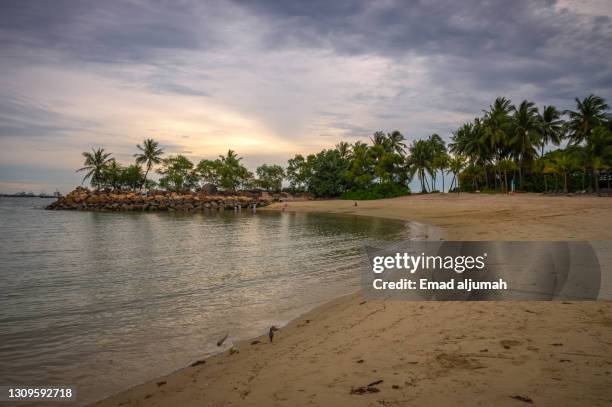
[{"x1": 269, "y1": 326, "x2": 279, "y2": 342}]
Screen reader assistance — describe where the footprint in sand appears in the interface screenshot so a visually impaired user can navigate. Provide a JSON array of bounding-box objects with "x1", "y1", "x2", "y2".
[
  {"x1": 435, "y1": 353, "x2": 484, "y2": 370},
  {"x1": 500, "y1": 339, "x2": 521, "y2": 349}
]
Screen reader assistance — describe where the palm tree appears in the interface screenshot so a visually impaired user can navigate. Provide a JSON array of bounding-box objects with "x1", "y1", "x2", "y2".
[
  {"x1": 387, "y1": 130, "x2": 407, "y2": 155},
  {"x1": 346, "y1": 141, "x2": 374, "y2": 189},
  {"x1": 448, "y1": 155, "x2": 465, "y2": 194},
  {"x1": 433, "y1": 153, "x2": 449, "y2": 193},
  {"x1": 574, "y1": 125, "x2": 612, "y2": 193},
  {"x1": 218, "y1": 150, "x2": 246, "y2": 191},
  {"x1": 428, "y1": 134, "x2": 446, "y2": 191},
  {"x1": 370, "y1": 131, "x2": 388, "y2": 149},
  {"x1": 77, "y1": 148, "x2": 113, "y2": 189},
  {"x1": 450, "y1": 122, "x2": 484, "y2": 189},
  {"x1": 407, "y1": 139, "x2": 433, "y2": 193},
  {"x1": 219, "y1": 149, "x2": 242, "y2": 164},
  {"x1": 544, "y1": 151, "x2": 575, "y2": 193},
  {"x1": 483, "y1": 97, "x2": 514, "y2": 148},
  {"x1": 134, "y1": 138, "x2": 164, "y2": 190},
  {"x1": 497, "y1": 159, "x2": 517, "y2": 192},
  {"x1": 483, "y1": 97, "x2": 513, "y2": 191},
  {"x1": 564, "y1": 95, "x2": 609, "y2": 146},
  {"x1": 450, "y1": 122, "x2": 489, "y2": 165},
  {"x1": 335, "y1": 141, "x2": 352, "y2": 159},
  {"x1": 511, "y1": 100, "x2": 540, "y2": 189},
  {"x1": 538, "y1": 105, "x2": 564, "y2": 157}
]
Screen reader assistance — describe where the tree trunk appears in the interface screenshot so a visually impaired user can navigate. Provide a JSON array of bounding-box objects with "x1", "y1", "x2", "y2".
[
  {"x1": 420, "y1": 172, "x2": 425, "y2": 193},
  {"x1": 563, "y1": 173, "x2": 568, "y2": 193},
  {"x1": 593, "y1": 168, "x2": 600, "y2": 194},
  {"x1": 493, "y1": 168, "x2": 497, "y2": 191},
  {"x1": 442, "y1": 170, "x2": 445, "y2": 193},
  {"x1": 141, "y1": 163, "x2": 151, "y2": 191},
  {"x1": 504, "y1": 170, "x2": 508, "y2": 193}
]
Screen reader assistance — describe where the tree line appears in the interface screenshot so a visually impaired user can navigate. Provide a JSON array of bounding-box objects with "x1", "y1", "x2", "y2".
[
  {"x1": 449, "y1": 94, "x2": 612, "y2": 194},
  {"x1": 77, "y1": 94, "x2": 612, "y2": 197},
  {"x1": 78, "y1": 141, "x2": 285, "y2": 193}
]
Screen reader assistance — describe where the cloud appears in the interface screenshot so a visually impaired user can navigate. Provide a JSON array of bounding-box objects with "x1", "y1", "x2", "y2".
[
  {"x1": 147, "y1": 81, "x2": 211, "y2": 98},
  {"x1": 0, "y1": 0, "x2": 611, "y2": 193},
  {"x1": 0, "y1": 94, "x2": 100, "y2": 138},
  {"x1": 0, "y1": 0, "x2": 206, "y2": 63}
]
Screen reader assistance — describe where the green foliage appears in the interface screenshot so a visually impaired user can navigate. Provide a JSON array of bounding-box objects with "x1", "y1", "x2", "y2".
[
  {"x1": 103, "y1": 160, "x2": 123, "y2": 190},
  {"x1": 286, "y1": 154, "x2": 310, "y2": 192},
  {"x1": 77, "y1": 147, "x2": 113, "y2": 189},
  {"x1": 77, "y1": 147, "x2": 147, "y2": 191},
  {"x1": 122, "y1": 164, "x2": 145, "y2": 190},
  {"x1": 450, "y1": 94, "x2": 611, "y2": 193},
  {"x1": 157, "y1": 155, "x2": 197, "y2": 192},
  {"x1": 256, "y1": 164, "x2": 284, "y2": 192},
  {"x1": 565, "y1": 95, "x2": 609, "y2": 146},
  {"x1": 306, "y1": 149, "x2": 349, "y2": 197},
  {"x1": 216, "y1": 150, "x2": 253, "y2": 191},
  {"x1": 134, "y1": 138, "x2": 164, "y2": 190},
  {"x1": 195, "y1": 159, "x2": 221, "y2": 186},
  {"x1": 538, "y1": 105, "x2": 564, "y2": 157},
  {"x1": 447, "y1": 155, "x2": 466, "y2": 192},
  {"x1": 285, "y1": 130, "x2": 410, "y2": 198},
  {"x1": 406, "y1": 139, "x2": 433, "y2": 192},
  {"x1": 342, "y1": 182, "x2": 410, "y2": 200}
]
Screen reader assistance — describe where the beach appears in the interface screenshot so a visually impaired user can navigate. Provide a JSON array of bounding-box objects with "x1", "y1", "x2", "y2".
[{"x1": 92, "y1": 194, "x2": 612, "y2": 407}]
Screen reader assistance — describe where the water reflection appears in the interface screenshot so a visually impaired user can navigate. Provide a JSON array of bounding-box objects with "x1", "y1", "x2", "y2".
[{"x1": 0, "y1": 198, "x2": 409, "y2": 405}]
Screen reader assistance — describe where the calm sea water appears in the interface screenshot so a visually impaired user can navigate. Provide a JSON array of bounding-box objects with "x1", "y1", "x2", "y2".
[{"x1": 0, "y1": 197, "x2": 414, "y2": 405}]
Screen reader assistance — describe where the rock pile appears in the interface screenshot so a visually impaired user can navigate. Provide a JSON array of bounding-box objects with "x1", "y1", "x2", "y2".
[{"x1": 46, "y1": 187, "x2": 271, "y2": 212}]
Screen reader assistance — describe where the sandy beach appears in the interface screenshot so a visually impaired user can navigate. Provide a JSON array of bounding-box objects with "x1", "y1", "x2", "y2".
[{"x1": 93, "y1": 194, "x2": 612, "y2": 407}]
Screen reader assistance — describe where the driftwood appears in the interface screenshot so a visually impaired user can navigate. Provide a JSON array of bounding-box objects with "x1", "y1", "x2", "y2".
[{"x1": 217, "y1": 333, "x2": 229, "y2": 347}]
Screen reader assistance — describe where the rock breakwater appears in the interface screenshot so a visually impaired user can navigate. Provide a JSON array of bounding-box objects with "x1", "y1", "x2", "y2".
[{"x1": 46, "y1": 187, "x2": 271, "y2": 212}]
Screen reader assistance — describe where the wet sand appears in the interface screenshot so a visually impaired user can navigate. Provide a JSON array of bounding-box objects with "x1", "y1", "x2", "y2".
[{"x1": 93, "y1": 193, "x2": 612, "y2": 407}]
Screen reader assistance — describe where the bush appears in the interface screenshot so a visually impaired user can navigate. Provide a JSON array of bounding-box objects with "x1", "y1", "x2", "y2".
[{"x1": 341, "y1": 183, "x2": 410, "y2": 200}]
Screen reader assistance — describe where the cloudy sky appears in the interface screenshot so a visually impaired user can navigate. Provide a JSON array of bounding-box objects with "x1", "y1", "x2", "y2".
[{"x1": 1, "y1": 0, "x2": 611, "y2": 193}]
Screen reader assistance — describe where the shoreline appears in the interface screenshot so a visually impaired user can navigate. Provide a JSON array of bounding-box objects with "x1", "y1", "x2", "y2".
[
  {"x1": 92, "y1": 193, "x2": 612, "y2": 407},
  {"x1": 90, "y1": 291, "x2": 364, "y2": 406},
  {"x1": 88, "y1": 216, "x2": 439, "y2": 405},
  {"x1": 264, "y1": 193, "x2": 612, "y2": 240}
]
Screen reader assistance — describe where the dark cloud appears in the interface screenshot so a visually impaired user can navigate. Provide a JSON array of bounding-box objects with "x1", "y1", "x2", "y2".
[
  {"x1": 236, "y1": 0, "x2": 612, "y2": 100},
  {"x1": 0, "y1": 0, "x2": 211, "y2": 63},
  {"x1": 237, "y1": 0, "x2": 606, "y2": 57},
  {"x1": 1, "y1": 0, "x2": 610, "y2": 98}
]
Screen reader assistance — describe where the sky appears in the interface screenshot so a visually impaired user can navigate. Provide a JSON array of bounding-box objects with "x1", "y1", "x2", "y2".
[{"x1": 0, "y1": 0, "x2": 611, "y2": 194}]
